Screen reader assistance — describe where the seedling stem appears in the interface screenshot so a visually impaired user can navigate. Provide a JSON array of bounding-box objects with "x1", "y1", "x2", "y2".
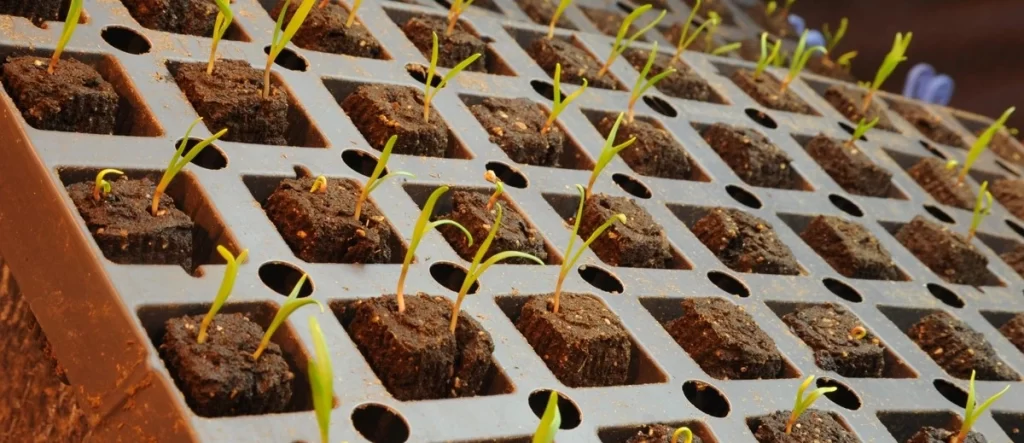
[
  {"x1": 542, "y1": 64, "x2": 587, "y2": 134},
  {"x1": 669, "y1": 0, "x2": 702, "y2": 65},
  {"x1": 821, "y1": 18, "x2": 848, "y2": 54},
  {"x1": 93, "y1": 169, "x2": 124, "y2": 201},
  {"x1": 484, "y1": 170, "x2": 504, "y2": 211},
  {"x1": 786, "y1": 375, "x2": 836, "y2": 434},
  {"x1": 956, "y1": 370, "x2": 1010, "y2": 443},
  {"x1": 346, "y1": 0, "x2": 363, "y2": 27},
  {"x1": 354, "y1": 135, "x2": 414, "y2": 220},
  {"x1": 48, "y1": 0, "x2": 83, "y2": 74},
  {"x1": 958, "y1": 107, "x2": 1015, "y2": 185},
  {"x1": 862, "y1": 32, "x2": 912, "y2": 113},
  {"x1": 845, "y1": 117, "x2": 879, "y2": 148},
  {"x1": 553, "y1": 185, "x2": 626, "y2": 313},
  {"x1": 423, "y1": 32, "x2": 481, "y2": 122},
  {"x1": 197, "y1": 246, "x2": 249, "y2": 344},
  {"x1": 628, "y1": 42, "x2": 675, "y2": 123},
  {"x1": 310, "y1": 175, "x2": 328, "y2": 193},
  {"x1": 780, "y1": 30, "x2": 826, "y2": 93},
  {"x1": 266, "y1": 0, "x2": 317, "y2": 98},
  {"x1": 586, "y1": 112, "x2": 636, "y2": 198},
  {"x1": 152, "y1": 118, "x2": 227, "y2": 216},
  {"x1": 597, "y1": 5, "x2": 666, "y2": 78},
  {"x1": 753, "y1": 32, "x2": 782, "y2": 80},
  {"x1": 671, "y1": 427, "x2": 693, "y2": 443},
  {"x1": 547, "y1": 0, "x2": 573, "y2": 40},
  {"x1": 966, "y1": 181, "x2": 992, "y2": 242},
  {"x1": 532, "y1": 391, "x2": 561, "y2": 443},
  {"x1": 253, "y1": 273, "x2": 324, "y2": 360},
  {"x1": 447, "y1": 0, "x2": 476, "y2": 35},
  {"x1": 206, "y1": 0, "x2": 233, "y2": 75},
  {"x1": 307, "y1": 316, "x2": 333, "y2": 443}
]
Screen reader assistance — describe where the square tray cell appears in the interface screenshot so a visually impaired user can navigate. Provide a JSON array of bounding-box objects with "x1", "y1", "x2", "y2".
[
  {"x1": 583, "y1": 109, "x2": 711, "y2": 182},
  {"x1": 383, "y1": 6, "x2": 514, "y2": 76},
  {"x1": 622, "y1": 47, "x2": 727, "y2": 105},
  {"x1": 780, "y1": 213, "x2": 908, "y2": 282},
  {"x1": 792, "y1": 133, "x2": 906, "y2": 200},
  {"x1": 713, "y1": 62, "x2": 819, "y2": 116},
  {"x1": 981, "y1": 309, "x2": 1024, "y2": 356},
  {"x1": 694, "y1": 122, "x2": 814, "y2": 192},
  {"x1": 670, "y1": 205, "x2": 804, "y2": 276},
  {"x1": 119, "y1": 0, "x2": 250, "y2": 41},
  {"x1": 802, "y1": 77, "x2": 901, "y2": 133},
  {"x1": 879, "y1": 217, "x2": 1004, "y2": 287},
  {"x1": 505, "y1": 25, "x2": 624, "y2": 91},
  {"x1": 887, "y1": 98, "x2": 969, "y2": 150},
  {"x1": 258, "y1": 0, "x2": 388, "y2": 59}
]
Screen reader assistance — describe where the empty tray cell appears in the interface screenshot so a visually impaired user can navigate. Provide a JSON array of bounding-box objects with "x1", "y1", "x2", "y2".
[
  {"x1": 892, "y1": 215, "x2": 1002, "y2": 287},
  {"x1": 265, "y1": 0, "x2": 385, "y2": 59},
  {"x1": 588, "y1": 110, "x2": 707, "y2": 181},
  {"x1": 907, "y1": 157, "x2": 974, "y2": 210},
  {"x1": 748, "y1": 410, "x2": 859, "y2": 443},
  {"x1": 999, "y1": 243, "x2": 1024, "y2": 278},
  {"x1": 788, "y1": 214, "x2": 904, "y2": 281},
  {"x1": 684, "y1": 207, "x2": 802, "y2": 275},
  {"x1": 700, "y1": 123, "x2": 807, "y2": 191},
  {"x1": 818, "y1": 83, "x2": 899, "y2": 132},
  {"x1": 122, "y1": 0, "x2": 248, "y2": 40},
  {"x1": 888, "y1": 100, "x2": 968, "y2": 149},
  {"x1": 799, "y1": 133, "x2": 899, "y2": 198},
  {"x1": 624, "y1": 48, "x2": 724, "y2": 104}
]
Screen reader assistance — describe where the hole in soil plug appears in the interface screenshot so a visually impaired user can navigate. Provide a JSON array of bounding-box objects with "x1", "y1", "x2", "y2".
[
  {"x1": 643, "y1": 95, "x2": 677, "y2": 118},
  {"x1": 529, "y1": 390, "x2": 581, "y2": 429},
  {"x1": 530, "y1": 79, "x2": 558, "y2": 101},
  {"x1": 616, "y1": 1, "x2": 635, "y2": 13},
  {"x1": 823, "y1": 278, "x2": 862, "y2": 303},
  {"x1": 263, "y1": 46, "x2": 308, "y2": 71},
  {"x1": 829, "y1": 194, "x2": 863, "y2": 217},
  {"x1": 1007, "y1": 219, "x2": 1024, "y2": 239},
  {"x1": 838, "y1": 121, "x2": 867, "y2": 141},
  {"x1": 816, "y1": 378, "x2": 861, "y2": 410},
  {"x1": 920, "y1": 140, "x2": 948, "y2": 160},
  {"x1": 933, "y1": 379, "x2": 968, "y2": 408},
  {"x1": 101, "y1": 26, "x2": 151, "y2": 54},
  {"x1": 406, "y1": 64, "x2": 442, "y2": 87},
  {"x1": 726, "y1": 185, "x2": 762, "y2": 209},
  {"x1": 352, "y1": 403, "x2": 410, "y2": 443},
  {"x1": 612, "y1": 173, "x2": 652, "y2": 199},
  {"x1": 996, "y1": 159, "x2": 1022, "y2": 178},
  {"x1": 924, "y1": 205, "x2": 956, "y2": 224},
  {"x1": 927, "y1": 283, "x2": 965, "y2": 308},
  {"x1": 682, "y1": 380, "x2": 730, "y2": 417},
  {"x1": 430, "y1": 262, "x2": 478, "y2": 294},
  {"x1": 578, "y1": 265, "x2": 624, "y2": 293},
  {"x1": 173, "y1": 138, "x2": 228, "y2": 170},
  {"x1": 707, "y1": 271, "x2": 749, "y2": 297},
  {"x1": 744, "y1": 108, "x2": 778, "y2": 129},
  {"x1": 486, "y1": 161, "x2": 528, "y2": 188},
  {"x1": 258, "y1": 262, "x2": 313, "y2": 297},
  {"x1": 342, "y1": 149, "x2": 386, "y2": 178}
]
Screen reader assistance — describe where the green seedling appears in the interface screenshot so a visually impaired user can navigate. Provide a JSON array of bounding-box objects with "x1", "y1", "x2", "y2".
[
  {"x1": 711, "y1": 41, "x2": 742, "y2": 56},
  {"x1": 821, "y1": 17, "x2": 848, "y2": 53},
  {"x1": 702, "y1": 12, "x2": 742, "y2": 56},
  {"x1": 152, "y1": 118, "x2": 227, "y2": 216},
  {"x1": 966, "y1": 181, "x2": 993, "y2": 242},
  {"x1": 266, "y1": 0, "x2": 317, "y2": 98},
  {"x1": 586, "y1": 112, "x2": 636, "y2": 198},
  {"x1": 197, "y1": 245, "x2": 249, "y2": 344},
  {"x1": 354, "y1": 135, "x2": 415, "y2": 220},
  {"x1": 946, "y1": 159, "x2": 960, "y2": 170},
  {"x1": 753, "y1": 32, "x2": 782, "y2": 80},
  {"x1": 93, "y1": 169, "x2": 124, "y2": 201},
  {"x1": 396, "y1": 186, "x2": 472, "y2": 313},
  {"x1": 310, "y1": 175, "x2": 328, "y2": 193},
  {"x1": 670, "y1": 6, "x2": 721, "y2": 64},
  {"x1": 48, "y1": 0, "x2": 83, "y2": 74},
  {"x1": 447, "y1": 0, "x2": 476, "y2": 35},
  {"x1": 423, "y1": 32, "x2": 481, "y2": 122},
  {"x1": 765, "y1": 0, "x2": 795, "y2": 18},
  {"x1": 542, "y1": 63, "x2": 587, "y2": 134},
  {"x1": 669, "y1": 0, "x2": 703, "y2": 64},
  {"x1": 786, "y1": 375, "x2": 836, "y2": 434},
  {"x1": 253, "y1": 273, "x2": 324, "y2": 360},
  {"x1": 484, "y1": 170, "x2": 504, "y2": 211},
  {"x1": 553, "y1": 185, "x2": 626, "y2": 313},
  {"x1": 307, "y1": 316, "x2": 333, "y2": 443},
  {"x1": 836, "y1": 51, "x2": 857, "y2": 69},
  {"x1": 346, "y1": 0, "x2": 363, "y2": 27},
  {"x1": 532, "y1": 391, "x2": 561, "y2": 443},
  {"x1": 671, "y1": 427, "x2": 694, "y2": 443},
  {"x1": 845, "y1": 117, "x2": 879, "y2": 148},
  {"x1": 547, "y1": 0, "x2": 573, "y2": 39},
  {"x1": 958, "y1": 107, "x2": 1015, "y2": 185},
  {"x1": 449, "y1": 202, "x2": 544, "y2": 332},
  {"x1": 206, "y1": 0, "x2": 233, "y2": 75},
  {"x1": 861, "y1": 32, "x2": 912, "y2": 113},
  {"x1": 628, "y1": 42, "x2": 676, "y2": 123},
  {"x1": 779, "y1": 30, "x2": 826, "y2": 93},
  {"x1": 957, "y1": 370, "x2": 1010, "y2": 443},
  {"x1": 597, "y1": 5, "x2": 666, "y2": 78}
]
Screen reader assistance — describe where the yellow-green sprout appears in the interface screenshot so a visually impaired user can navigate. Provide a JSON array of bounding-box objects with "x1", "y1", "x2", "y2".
[
  {"x1": 206, "y1": 0, "x2": 233, "y2": 75},
  {"x1": 780, "y1": 30, "x2": 826, "y2": 92},
  {"x1": 958, "y1": 107, "x2": 1015, "y2": 185},
  {"x1": 850, "y1": 325, "x2": 867, "y2": 340},
  {"x1": 836, "y1": 51, "x2": 857, "y2": 69},
  {"x1": 764, "y1": 0, "x2": 795, "y2": 18},
  {"x1": 484, "y1": 170, "x2": 504, "y2": 211},
  {"x1": 253, "y1": 273, "x2": 325, "y2": 360},
  {"x1": 446, "y1": 0, "x2": 476, "y2": 35},
  {"x1": 553, "y1": 185, "x2": 626, "y2": 313},
  {"x1": 532, "y1": 391, "x2": 562, "y2": 443},
  {"x1": 449, "y1": 202, "x2": 544, "y2": 332},
  {"x1": 671, "y1": 427, "x2": 693, "y2": 443},
  {"x1": 424, "y1": 32, "x2": 482, "y2": 122},
  {"x1": 346, "y1": 0, "x2": 364, "y2": 27},
  {"x1": 547, "y1": 0, "x2": 574, "y2": 40},
  {"x1": 966, "y1": 181, "x2": 993, "y2": 242},
  {"x1": 845, "y1": 117, "x2": 879, "y2": 148},
  {"x1": 307, "y1": 316, "x2": 333, "y2": 443},
  {"x1": 597, "y1": 5, "x2": 666, "y2": 78},
  {"x1": 396, "y1": 186, "x2": 472, "y2": 313},
  {"x1": 669, "y1": 0, "x2": 703, "y2": 64},
  {"x1": 704, "y1": 12, "x2": 741, "y2": 56},
  {"x1": 93, "y1": 169, "x2": 124, "y2": 201},
  {"x1": 628, "y1": 42, "x2": 676, "y2": 123},
  {"x1": 310, "y1": 175, "x2": 328, "y2": 193},
  {"x1": 197, "y1": 245, "x2": 249, "y2": 344},
  {"x1": 753, "y1": 32, "x2": 782, "y2": 80},
  {"x1": 786, "y1": 375, "x2": 836, "y2": 434},
  {"x1": 152, "y1": 118, "x2": 228, "y2": 216},
  {"x1": 861, "y1": 32, "x2": 912, "y2": 113},
  {"x1": 354, "y1": 135, "x2": 415, "y2": 220},
  {"x1": 957, "y1": 370, "x2": 1010, "y2": 443},
  {"x1": 48, "y1": 0, "x2": 83, "y2": 74},
  {"x1": 821, "y1": 17, "x2": 847, "y2": 54},
  {"x1": 542, "y1": 63, "x2": 588, "y2": 134},
  {"x1": 586, "y1": 112, "x2": 637, "y2": 198},
  {"x1": 946, "y1": 159, "x2": 960, "y2": 171},
  {"x1": 266, "y1": 0, "x2": 317, "y2": 97}
]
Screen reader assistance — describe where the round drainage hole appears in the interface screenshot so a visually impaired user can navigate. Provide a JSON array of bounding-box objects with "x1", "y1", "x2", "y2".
[
  {"x1": 528, "y1": 389, "x2": 582, "y2": 429},
  {"x1": 996, "y1": 159, "x2": 1022, "y2": 178},
  {"x1": 829, "y1": 194, "x2": 863, "y2": 217},
  {"x1": 725, "y1": 184, "x2": 762, "y2": 209},
  {"x1": 924, "y1": 204, "x2": 956, "y2": 224},
  {"x1": 430, "y1": 262, "x2": 478, "y2": 294},
  {"x1": 816, "y1": 377, "x2": 861, "y2": 410},
  {"x1": 927, "y1": 283, "x2": 964, "y2": 308},
  {"x1": 258, "y1": 262, "x2": 313, "y2": 298},
  {"x1": 342, "y1": 149, "x2": 386, "y2": 177},
  {"x1": 486, "y1": 161, "x2": 528, "y2": 188},
  {"x1": 263, "y1": 46, "x2": 308, "y2": 71},
  {"x1": 612, "y1": 173, "x2": 652, "y2": 199},
  {"x1": 823, "y1": 278, "x2": 862, "y2": 303},
  {"x1": 643, "y1": 95, "x2": 677, "y2": 118},
  {"x1": 683, "y1": 380, "x2": 730, "y2": 417},
  {"x1": 407, "y1": 64, "x2": 442, "y2": 87},
  {"x1": 530, "y1": 79, "x2": 559, "y2": 101},
  {"x1": 352, "y1": 403, "x2": 410, "y2": 443},
  {"x1": 101, "y1": 26, "x2": 151, "y2": 54},
  {"x1": 933, "y1": 379, "x2": 968, "y2": 407},
  {"x1": 838, "y1": 121, "x2": 867, "y2": 141},
  {"x1": 578, "y1": 265, "x2": 624, "y2": 293},
  {"x1": 920, "y1": 140, "x2": 948, "y2": 160},
  {"x1": 1007, "y1": 219, "x2": 1024, "y2": 239},
  {"x1": 174, "y1": 138, "x2": 228, "y2": 170},
  {"x1": 744, "y1": 108, "x2": 778, "y2": 129},
  {"x1": 707, "y1": 271, "x2": 749, "y2": 297}
]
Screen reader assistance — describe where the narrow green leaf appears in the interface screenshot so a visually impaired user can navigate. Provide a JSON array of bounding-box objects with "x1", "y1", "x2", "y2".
[
  {"x1": 711, "y1": 42, "x2": 742, "y2": 56},
  {"x1": 197, "y1": 246, "x2": 249, "y2": 344},
  {"x1": 430, "y1": 219, "x2": 473, "y2": 247},
  {"x1": 307, "y1": 316, "x2": 333, "y2": 443},
  {"x1": 671, "y1": 427, "x2": 693, "y2": 443},
  {"x1": 48, "y1": 0, "x2": 83, "y2": 73},
  {"x1": 93, "y1": 168, "x2": 124, "y2": 201},
  {"x1": 568, "y1": 213, "x2": 626, "y2": 267},
  {"x1": 961, "y1": 107, "x2": 1015, "y2": 183},
  {"x1": 532, "y1": 391, "x2": 561, "y2": 443},
  {"x1": 272, "y1": 0, "x2": 317, "y2": 61},
  {"x1": 426, "y1": 32, "x2": 440, "y2": 100},
  {"x1": 438, "y1": 52, "x2": 482, "y2": 90},
  {"x1": 870, "y1": 32, "x2": 913, "y2": 92},
  {"x1": 403, "y1": 186, "x2": 450, "y2": 271},
  {"x1": 849, "y1": 117, "x2": 879, "y2": 143},
  {"x1": 836, "y1": 50, "x2": 857, "y2": 67},
  {"x1": 207, "y1": 0, "x2": 233, "y2": 73},
  {"x1": 824, "y1": 17, "x2": 848, "y2": 53},
  {"x1": 559, "y1": 184, "x2": 587, "y2": 278},
  {"x1": 587, "y1": 112, "x2": 636, "y2": 195},
  {"x1": 253, "y1": 274, "x2": 325, "y2": 359},
  {"x1": 787, "y1": 30, "x2": 827, "y2": 85},
  {"x1": 548, "y1": 0, "x2": 573, "y2": 39},
  {"x1": 754, "y1": 32, "x2": 781, "y2": 78},
  {"x1": 153, "y1": 120, "x2": 227, "y2": 215}
]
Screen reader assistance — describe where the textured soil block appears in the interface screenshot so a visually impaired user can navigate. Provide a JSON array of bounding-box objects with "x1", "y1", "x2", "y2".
[
  {"x1": 160, "y1": 313, "x2": 294, "y2": 417},
  {"x1": 2, "y1": 56, "x2": 118, "y2": 134},
  {"x1": 581, "y1": 8, "x2": 644, "y2": 41},
  {"x1": 516, "y1": 293, "x2": 631, "y2": 387},
  {"x1": 800, "y1": 215, "x2": 902, "y2": 281},
  {"x1": 272, "y1": 0, "x2": 384, "y2": 59},
  {"x1": 667, "y1": 297, "x2": 784, "y2": 380},
  {"x1": 691, "y1": 208, "x2": 801, "y2": 275},
  {"x1": 991, "y1": 179, "x2": 1024, "y2": 220},
  {"x1": 527, "y1": 37, "x2": 619, "y2": 90},
  {"x1": 807, "y1": 56, "x2": 857, "y2": 83},
  {"x1": 662, "y1": 25, "x2": 713, "y2": 54},
  {"x1": 889, "y1": 101, "x2": 968, "y2": 149},
  {"x1": 823, "y1": 85, "x2": 898, "y2": 132},
  {"x1": 701, "y1": 123, "x2": 797, "y2": 189},
  {"x1": 782, "y1": 304, "x2": 885, "y2": 377},
  {"x1": 745, "y1": 6, "x2": 795, "y2": 37},
  {"x1": 263, "y1": 177, "x2": 394, "y2": 264},
  {"x1": 597, "y1": 115, "x2": 694, "y2": 180},
  {"x1": 907, "y1": 427, "x2": 985, "y2": 443},
  {"x1": 753, "y1": 410, "x2": 859, "y2": 443},
  {"x1": 625, "y1": 424, "x2": 704, "y2": 443},
  {"x1": 122, "y1": 0, "x2": 218, "y2": 36},
  {"x1": 987, "y1": 129, "x2": 1024, "y2": 166},
  {"x1": 581, "y1": 194, "x2": 673, "y2": 269},
  {"x1": 67, "y1": 177, "x2": 193, "y2": 269},
  {"x1": 805, "y1": 134, "x2": 893, "y2": 197},
  {"x1": 894, "y1": 215, "x2": 997, "y2": 286},
  {"x1": 909, "y1": 311, "x2": 1017, "y2": 381},
  {"x1": 0, "y1": 0, "x2": 60, "y2": 23},
  {"x1": 341, "y1": 83, "x2": 449, "y2": 157},
  {"x1": 469, "y1": 97, "x2": 564, "y2": 166},
  {"x1": 729, "y1": 69, "x2": 814, "y2": 115},
  {"x1": 437, "y1": 190, "x2": 547, "y2": 264},
  {"x1": 623, "y1": 48, "x2": 720, "y2": 103},
  {"x1": 171, "y1": 60, "x2": 289, "y2": 146},
  {"x1": 907, "y1": 157, "x2": 974, "y2": 210},
  {"x1": 1000, "y1": 244, "x2": 1024, "y2": 279},
  {"x1": 516, "y1": 0, "x2": 576, "y2": 29},
  {"x1": 998, "y1": 312, "x2": 1024, "y2": 354},
  {"x1": 402, "y1": 16, "x2": 486, "y2": 71},
  {"x1": 346, "y1": 294, "x2": 494, "y2": 400}
]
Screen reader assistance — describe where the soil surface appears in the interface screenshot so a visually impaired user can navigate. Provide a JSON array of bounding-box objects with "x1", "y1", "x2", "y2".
[
  {"x1": 437, "y1": 190, "x2": 547, "y2": 264},
  {"x1": 782, "y1": 304, "x2": 885, "y2": 377},
  {"x1": 625, "y1": 424, "x2": 704, "y2": 443},
  {"x1": 987, "y1": 129, "x2": 1024, "y2": 166},
  {"x1": 161, "y1": 313, "x2": 294, "y2": 417},
  {"x1": 692, "y1": 208, "x2": 800, "y2": 275},
  {"x1": 2, "y1": 56, "x2": 118, "y2": 134},
  {"x1": 581, "y1": 194, "x2": 673, "y2": 268},
  {"x1": 516, "y1": 0, "x2": 576, "y2": 29},
  {"x1": 581, "y1": 7, "x2": 645, "y2": 41},
  {"x1": 823, "y1": 85, "x2": 899, "y2": 132},
  {"x1": 172, "y1": 60, "x2": 289, "y2": 145},
  {"x1": 517, "y1": 293, "x2": 631, "y2": 387},
  {"x1": 800, "y1": 215, "x2": 902, "y2": 281},
  {"x1": 623, "y1": 48, "x2": 721, "y2": 103},
  {"x1": 667, "y1": 297, "x2": 784, "y2": 380},
  {"x1": 806, "y1": 56, "x2": 857, "y2": 83},
  {"x1": 907, "y1": 157, "x2": 974, "y2": 210},
  {"x1": 597, "y1": 114, "x2": 694, "y2": 180},
  {"x1": 527, "y1": 37, "x2": 619, "y2": 90},
  {"x1": 889, "y1": 101, "x2": 968, "y2": 149},
  {"x1": 273, "y1": 0, "x2": 384, "y2": 58},
  {"x1": 67, "y1": 177, "x2": 194, "y2": 269},
  {"x1": 906, "y1": 427, "x2": 986, "y2": 443},
  {"x1": 729, "y1": 69, "x2": 815, "y2": 115},
  {"x1": 469, "y1": 97, "x2": 564, "y2": 166},
  {"x1": 805, "y1": 134, "x2": 893, "y2": 197},
  {"x1": 0, "y1": 1, "x2": 60, "y2": 24},
  {"x1": 402, "y1": 15, "x2": 486, "y2": 71},
  {"x1": 895, "y1": 215, "x2": 997, "y2": 286},
  {"x1": 991, "y1": 179, "x2": 1024, "y2": 220},
  {"x1": 909, "y1": 311, "x2": 1017, "y2": 381},
  {"x1": 264, "y1": 176, "x2": 394, "y2": 264},
  {"x1": 998, "y1": 312, "x2": 1024, "y2": 354},
  {"x1": 346, "y1": 294, "x2": 494, "y2": 400},
  {"x1": 1000, "y1": 244, "x2": 1024, "y2": 279},
  {"x1": 341, "y1": 83, "x2": 449, "y2": 157},
  {"x1": 122, "y1": 0, "x2": 218, "y2": 36},
  {"x1": 702, "y1": 123, "x2": 797, "y2": 189},
  {"x1": 753, "y1": 410, "x2": 859, "y2": 443}
]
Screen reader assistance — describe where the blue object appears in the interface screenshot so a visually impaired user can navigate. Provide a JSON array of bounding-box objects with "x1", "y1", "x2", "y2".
[
  {"x1": 788, "y1": 14, "x2": 805, "y2": 34},
  {"x1": 902, "y1": 63, "x2": 955, "y2": 105},
  {"x1": 805, "y1": 29, "x2": 826, "y2": 48}
]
